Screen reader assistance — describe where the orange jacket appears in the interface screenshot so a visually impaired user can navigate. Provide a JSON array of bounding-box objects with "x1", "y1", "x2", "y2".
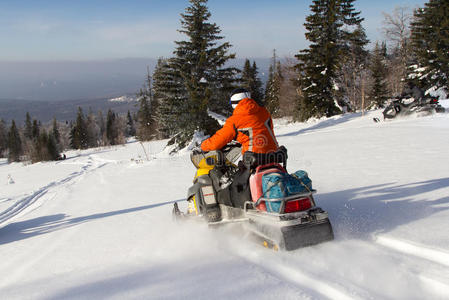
[{"x1": 201, "y1": 98, "x2": 279, "y2": 154}]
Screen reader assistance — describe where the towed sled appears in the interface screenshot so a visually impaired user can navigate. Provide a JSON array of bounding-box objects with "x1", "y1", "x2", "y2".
[{"x1": 173, "y1": 143, "x2": 334, "y2": 251}]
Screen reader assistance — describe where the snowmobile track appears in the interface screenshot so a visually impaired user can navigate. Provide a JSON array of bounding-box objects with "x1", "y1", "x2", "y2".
[
  {"x1": 375, "y1": 235, "x2": 449, "y2": 297},
  {"x1": 233, "y1": 246, "x2": 373, "y2": 300},
  {"x1": 375, "y1": 235, "x2": 449, "y2": 267},
  {"x1": 0, "y1": 156, "x2": 108, "y2": 228}
]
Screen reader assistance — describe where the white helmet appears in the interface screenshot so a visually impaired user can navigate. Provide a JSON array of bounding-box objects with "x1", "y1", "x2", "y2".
[{"x1": 229, "y1": 88, "x2": 251, "y2": 109}]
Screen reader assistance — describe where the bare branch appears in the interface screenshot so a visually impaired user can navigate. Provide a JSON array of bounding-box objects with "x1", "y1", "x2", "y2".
[{"x1": 382, "y1": 6, "x2": 412, "y2": 48}]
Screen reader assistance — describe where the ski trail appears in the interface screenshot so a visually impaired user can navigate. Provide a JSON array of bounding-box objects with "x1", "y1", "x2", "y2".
[
  {"x1": 375, "y1": 235, "x2": 449, "y2": 267},
  {"x1": 0, "y1": 156, "x2": 108, "y2": 228}
]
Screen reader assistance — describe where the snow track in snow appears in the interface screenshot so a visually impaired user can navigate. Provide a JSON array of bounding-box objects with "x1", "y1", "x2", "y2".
[
  {"x1": 375, "y1": 234, "x2": 449, "y2": 298},
  {"x1": 240, "y1": 250, "x2": 364, "y2": 300},
  {"x1": 375, "y1": 235, "x2": 449, "y2": 267},
  {"x1": 2, "y1": 113, "x2": 449, "y2": 299},
  {"x1": 0, "y1": 155, "x2": 108, "y2": 228}
]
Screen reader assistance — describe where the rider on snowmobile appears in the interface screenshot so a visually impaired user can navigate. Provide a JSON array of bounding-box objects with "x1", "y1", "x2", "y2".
[
  {"x1": 201, "y1": 88, "x2": 279, "y2": 155},
  {"x1": 200, "y1": 88, "x2": 281, "y2": 209}
]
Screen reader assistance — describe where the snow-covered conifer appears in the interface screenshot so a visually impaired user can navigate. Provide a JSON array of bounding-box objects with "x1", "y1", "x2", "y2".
[
  {"x1": 295, "y1": 0, "x2": 366, "y2": 121},
  {"x1": 410, "y1": 0, "x2": 449, "y2": 92},
  {"x1": 7, "y1": 120, "x2": 22, "y2": 162}
]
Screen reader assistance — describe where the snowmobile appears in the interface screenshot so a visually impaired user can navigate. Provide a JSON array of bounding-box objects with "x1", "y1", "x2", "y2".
[
  {"x1": 381, "y1": 96, "x2": 445, "y2": 120},
  {"x1": 172, "y1": 142, "x2": 334, "y2": 251}
]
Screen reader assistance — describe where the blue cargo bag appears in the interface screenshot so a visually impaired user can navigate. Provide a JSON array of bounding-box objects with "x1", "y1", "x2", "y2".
[{"x1": 261, "y1": 170, "x2": 312, "y2": 213}]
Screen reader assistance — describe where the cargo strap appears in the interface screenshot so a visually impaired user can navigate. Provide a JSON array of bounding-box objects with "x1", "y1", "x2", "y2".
[{"x1": 255, "y1": 177, "x2": 283, "y2": 205}]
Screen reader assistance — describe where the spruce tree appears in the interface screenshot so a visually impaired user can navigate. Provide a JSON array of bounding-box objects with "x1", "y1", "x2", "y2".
[
  {"x1": 126, "y1": 111, "x2": 136, "y2": 137},
  {"x1": 369, "y1": 42, "x2": 389, "y2": 108},
  {"x1": 31, "y1": 131, "x2": 48, "y2": 163},
  {"x1": 410, "y1": 0, "x2": 449, "y2": 91},
  {"x1": 241, "y1": 59, "x2": 264, "y2": 105},
  {"x1": 30, "y1": 130, "x2": 59, "y2": 163},
  {"x1": 153, "y1": 58, "x2": 183, "y2": 139},
  {"x1": 137, "y1": 72, "x2": 156, "y2": 141},
  {"x1": 52, "y1": 117, "x2": 60, "y2": 145},
  {"x1": 265, "y1": 51, "x2": 283, "y2": 116},
  {"x1": 32, "y1": 120, "x2": 40, "y2": 140},
  {"x1": 47, "y1": 132, "x2": 60, "y2": 161},
  {"x1": 295, "y1": 0, "x2": 365, "y2": 121},
  {"x1": 70, "y1": 107, "x2": 88, "y2": 149},
  {"x1": 0, "y1": 119, "x2": 7, "y2": 158},
  {"x1": 106, "y1": 109, "x2": 119, "y2": 145},
  {"x1": 24, "y1": 112, "x2": 33, "y2": 139},
  {"x1": 8, "y1": 120, "x2": 22, "y2": 162},
  {"x1": 86, "y1": 109, "x2": 99, "y2": 148},
  {"x1": 167, "y1": 0, "x2": 238, "y2": 150},
  {"x1": 97, "y1": 110, "x2": 106, "y2": 145}
]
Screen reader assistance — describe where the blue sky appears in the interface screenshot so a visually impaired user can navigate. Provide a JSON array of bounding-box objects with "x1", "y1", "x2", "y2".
[{"x1": 0, "y1": 0, "x2": 427, "y2": 61}]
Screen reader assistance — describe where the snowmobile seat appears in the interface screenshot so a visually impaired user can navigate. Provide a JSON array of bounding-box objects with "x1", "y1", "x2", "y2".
[{"x1": 242, "y1": 146, "x2": 288, "y2": 170}]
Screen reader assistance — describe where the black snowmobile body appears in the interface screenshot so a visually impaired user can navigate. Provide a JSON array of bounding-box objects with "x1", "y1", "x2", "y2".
[
  {"x1": 173, "y1": 143, "x2": 334, "y2": 251},
  {"x1": 382, "y1": 96, "x2": 445, "y2": 120}
]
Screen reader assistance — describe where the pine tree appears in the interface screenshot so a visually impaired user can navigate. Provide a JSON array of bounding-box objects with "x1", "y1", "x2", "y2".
[
  {"x1": 251, "y1": 62, "x2": 264, "y2": 104},
  {"x1": 7, "y1": 120, "x2": 22, "y2": 162},
  {"x1": 0, "y1": 119, "x2": 7, "y2": 158},
  {"x1": 137, "y1": 72, "x2": 156, "y2": 141},
  {"x1": 295, "y1": 0, "x2": 365, "y2": 121},
  {"x1": 97, "y1": 110, "x2": 106, "y2": 145},
  {"x1": 47, "y1": 132, "x2": 60, "y2": 161},
  {"x1": 153, "y1": 58, "x2": 182, "y2": 139},
  {"x1": 29, "y1": 129, "x2": 59, "y2": 163},
  {"x1": 166, "y1": 0, "x2": 238, "y2": 150},
  {"x1": 31, "y1": 131, "x2": 48, "y2": 163},
  {"x1": 106, "y1": 109, "x2": 119, "y2": 145},
  {"x1": 32, "y1": 119, "x2": 40, "y2": 140},
  {"x1": 24, "y1": 112, "x2": 33, "y2": 139},
  {"x1": 410, "y1": 0, "x2": 449, "y2": 91},
  {"x1": 126, "y1": 111, "x2": 136, "y2": 137},
  {"x1": 369, "y1": 42, "x2": 389, "y2": 108},
  {"x1": 86, "y1": 109, "x2": 99, "y2": 148},
  {"x1": 241, "y1": 59, "x2": 264, "y2": 105},
  {"x1": 265, "y1": 51, "x2": 283, "y2": 116},
  {"x1": 70, "y1": 107, "x2": 88, "y2": 149},
  {"x1": 52, "y1": 117, "x2": 60, "y2": 145}
]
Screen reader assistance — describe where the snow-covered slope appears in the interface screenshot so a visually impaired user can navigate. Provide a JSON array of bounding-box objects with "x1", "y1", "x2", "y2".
[{"x1": 1, "y1": 110, "x2": 449, "y2": 299}]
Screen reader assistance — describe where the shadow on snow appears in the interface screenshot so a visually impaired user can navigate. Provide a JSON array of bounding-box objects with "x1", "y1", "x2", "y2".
[
  {"x1": 2, "y1": 178, "x2": 449, "y2": 246},
  {"x1": 317, "y1": 177, "x2": 449, "y2": 239},
  {"x1": 0, "y1": 199, "x2": 185, "y2": 245}
]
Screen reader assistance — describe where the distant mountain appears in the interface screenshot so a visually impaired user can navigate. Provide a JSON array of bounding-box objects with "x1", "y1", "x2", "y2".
[
  {"x1": 0, "y1": 57, "x2": 271, "y2": 103},
  {"x1": 0, "y1": 96, "x2": 139, "y2": 124},
  {"x1": 0, "y1": 57, "x2": 272, "y2": 123},
  {"x1": 0, "y1": 58, "x2": 157, "y2": 102}
]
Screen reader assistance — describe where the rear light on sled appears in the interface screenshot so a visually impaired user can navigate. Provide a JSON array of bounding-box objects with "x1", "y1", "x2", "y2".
[{"x1": 285, "y1": 197, "x2": 312, "y2": 213}]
